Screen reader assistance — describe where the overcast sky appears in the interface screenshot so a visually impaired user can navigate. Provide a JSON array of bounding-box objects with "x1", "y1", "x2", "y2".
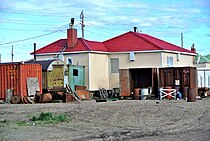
[{"x1": 0, "y1": 0, "x2": 210, "y2": 62}]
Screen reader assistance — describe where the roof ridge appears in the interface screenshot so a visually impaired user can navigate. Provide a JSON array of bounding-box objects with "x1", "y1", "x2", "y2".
[
  {"x1": 133, "y1": 32, "x2": 193, "y2": 53},
  {"x1": 82, "y1": 38, "x2": 102, "y2": 43},
  {"x1": 103, "y1": 31, "x2": 131, "y2": 43},
  {"x1": 80, "y1": 38, "x2": 91, "y2": 51},
  {"x1": 131, "y1": 32, "x2": 163, "y2": 50}
]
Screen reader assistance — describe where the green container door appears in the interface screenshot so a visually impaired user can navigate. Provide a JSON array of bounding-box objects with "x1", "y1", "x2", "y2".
[{"x1": 68, "y1": 65, "x2": 85, "y2": 91}]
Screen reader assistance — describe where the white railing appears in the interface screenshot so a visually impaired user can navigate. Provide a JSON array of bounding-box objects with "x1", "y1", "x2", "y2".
[{"x1": 159, "y1": 88, "x2": 176, "y2": 100}]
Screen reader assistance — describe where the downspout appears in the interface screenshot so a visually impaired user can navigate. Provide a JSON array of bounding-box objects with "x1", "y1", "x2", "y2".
[
  {"x1": 88, "y1": 52, "x2": 91, "y2": 90},
  {"x1": 82, "y1": 38, "x2": 92, "y2": 91},
  {"x1": 160, "y1": 51, "x2": 163, "y2": 67}
]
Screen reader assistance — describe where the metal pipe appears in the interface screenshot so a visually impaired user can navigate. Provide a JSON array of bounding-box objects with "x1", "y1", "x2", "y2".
[{"x1": 34, "y1": 43, "x2": 36, "y2": 61}]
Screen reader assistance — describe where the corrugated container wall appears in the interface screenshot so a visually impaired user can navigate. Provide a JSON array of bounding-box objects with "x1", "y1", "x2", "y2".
[{"x1": 0, "y1": 63, "x2": 42, "y2": 100}]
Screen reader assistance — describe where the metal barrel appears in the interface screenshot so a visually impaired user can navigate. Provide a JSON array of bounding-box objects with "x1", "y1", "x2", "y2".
[
  {"x1": 187, "y1": 88, "x2": 196, "y2": 102},
  {"x1": 134, "y1": 88, "x2": 140, "y2": 100},
  {"x1": 182, "y1": 86, "x2": 188, "y2": 99}
]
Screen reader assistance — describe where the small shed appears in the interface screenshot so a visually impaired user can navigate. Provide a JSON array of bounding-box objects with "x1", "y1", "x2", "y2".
[
  {"x1": 0, "y1": 62, "x2": 42, "y2": 100},
  {"x1": 27, "y1": 59, "x2": 67, "y2": 92}
]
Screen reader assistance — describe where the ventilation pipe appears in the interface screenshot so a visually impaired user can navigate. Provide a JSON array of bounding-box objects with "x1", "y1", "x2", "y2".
[
  {"x1": 134, "y1": 27, "x2": 138, "y2": 32},
  {"x1": 34, "y1": 43, "x2": 36, "y2": 61},
  {"x1": 191, "y1": 43, "x2": 196, "y2": 53}
]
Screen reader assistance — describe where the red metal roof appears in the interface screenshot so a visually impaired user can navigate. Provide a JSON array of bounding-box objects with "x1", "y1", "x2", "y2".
[
  {"x1": 34, "y1": 39, "x2": 67, "y2": 54},
  {"x1": 33, "y1": 31, "x2": 195, "y2": 55}
]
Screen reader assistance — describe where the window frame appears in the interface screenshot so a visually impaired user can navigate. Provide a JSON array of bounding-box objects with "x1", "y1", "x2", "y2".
[
  {"x1": 167, "y1": 56, "x2": 173, "y2": 67},
  {"x1": 110, "y1": 58, "x2": 119, "y2": 73}
]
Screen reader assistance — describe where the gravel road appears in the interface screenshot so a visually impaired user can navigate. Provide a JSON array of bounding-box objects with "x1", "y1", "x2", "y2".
[{"x1": 0, "y1": 98, "x2": 210, "y2": 141}]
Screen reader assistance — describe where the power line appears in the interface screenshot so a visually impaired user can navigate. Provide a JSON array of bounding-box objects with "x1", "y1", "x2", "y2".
[
  {"x1": 0, "y1": 8, "x2": 77, "y2": 17},
  {"x1": 0, "y1": 20, "x2": 59, "y2": 26},
  {"x1": 85, "y1": 29, "x2": 110, "y2": 38},
  {"x1": 0, "y1": 17, "x2": 67, "y2": 23},
  {"x1": 0, "y1": 27, "x2": 54, "y2": 32},
  {"x1": 0, "y1": 30, "x2": 62, "y2": 46},
  {"x1": 86, "y1": 14, "x2": 129, "y2": 28}
]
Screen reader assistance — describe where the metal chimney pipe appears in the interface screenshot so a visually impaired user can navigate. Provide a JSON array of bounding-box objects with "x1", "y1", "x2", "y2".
[
  {"x1": 34, "y1": 43, "x2": 36, "y2": 61},
  {"x1": 134, "y1": 27, "x2": 138, "y2": 32},
  {"x1": 70, "y1": 18, "x2": 75, "y2": 29}
]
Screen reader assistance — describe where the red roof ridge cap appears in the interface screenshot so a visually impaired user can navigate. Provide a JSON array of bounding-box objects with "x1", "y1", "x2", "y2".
[
  {"x1": 103, "y1": 31, "x2": 131, "y2": 43},
  {"x1": 133, "y1": 32, "x2": 194, "y2": 53},
  {"x1": 131, "y1": 32, "x2": 163, "y2": 50},
  {"x1": 80, "y1": 38, "x2": 91, "y2": 51},
  {"x1": 81, "y1": 38, "x2": 102, "y2": 43}
]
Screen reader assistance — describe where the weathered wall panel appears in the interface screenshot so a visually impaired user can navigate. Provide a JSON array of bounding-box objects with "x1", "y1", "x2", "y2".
[
  {"x1": 119, "y1": 69, "x2": 131, "y2": 96},
  {"x1": 159, "y1": 67, "x2": 197, "y2": 94},
  {"x1": 0, "y1": 63, "x2": 42, "y2": 100}
]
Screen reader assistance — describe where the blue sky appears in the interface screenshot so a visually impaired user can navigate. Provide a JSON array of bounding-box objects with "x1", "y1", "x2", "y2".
[{"x1": 0, "y1": 0, "x2": 210, "y2": 62}]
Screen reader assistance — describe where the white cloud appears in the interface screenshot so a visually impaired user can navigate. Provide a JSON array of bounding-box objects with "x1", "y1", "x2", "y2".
[{"x1": 141, "y1": 22, "x2": 152, "y2": 27}]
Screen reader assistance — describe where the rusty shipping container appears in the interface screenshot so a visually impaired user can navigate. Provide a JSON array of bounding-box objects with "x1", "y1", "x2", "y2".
[{"x1": 0, "y1": 63, "x2": 42, "y2": 100}]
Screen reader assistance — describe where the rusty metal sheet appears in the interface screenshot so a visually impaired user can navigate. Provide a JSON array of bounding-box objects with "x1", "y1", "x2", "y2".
[
  {"x1": 0, "y1": 63, "x2": 42, "y2": 100},
  {"x1": 119, "y1": 69, "x2": 131, "y2": 97}
]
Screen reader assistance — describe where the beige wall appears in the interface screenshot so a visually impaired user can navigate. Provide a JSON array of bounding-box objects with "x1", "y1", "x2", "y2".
[
  {"x1": 161, "y1": 52, "x2": 194, "y2": 67},
  {"x1": 89, "y1": 53, "x2": 109, "y2": 90},
  {"x1": 36, "y1": 55, "x2": 55, "y2": 60},
  {"x1": 109, "y1": 52, "x2": 162, "y2": 69}
]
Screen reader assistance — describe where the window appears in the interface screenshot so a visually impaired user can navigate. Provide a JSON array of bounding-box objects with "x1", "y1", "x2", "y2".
[
  {"x1": 167, "y1": 56, "x2": 173, "y2": 67},
  {"x1": 66, "y1": 57, "x2": 73, "y2": 65},
  {"x1": 73, "y1": 69, "x2": 78, "y2": 76},
  {"x1": 111, "y1": 58, "x2": 119, "y2": 73}
]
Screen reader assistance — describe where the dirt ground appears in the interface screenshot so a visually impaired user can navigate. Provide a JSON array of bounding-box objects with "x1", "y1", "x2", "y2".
[{"x1": 0, "y1": 98, "x2": 210, "y2": 141}]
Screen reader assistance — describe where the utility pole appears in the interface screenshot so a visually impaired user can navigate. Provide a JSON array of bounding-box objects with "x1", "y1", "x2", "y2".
[
  {"x1": 11, "y1": 45, "x2": 14, "y2": 62},
  {"x1": 80, "y1": 10, "x2": 85, "y2": 38},
  {"x1": 181, "y1": 33, "x2": 183, "y2": 48}
]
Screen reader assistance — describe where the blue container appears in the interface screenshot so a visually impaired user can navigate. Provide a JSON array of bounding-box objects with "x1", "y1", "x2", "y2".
[{"x1": 176, "y1": 92, "x2": 182, "y2": 99}]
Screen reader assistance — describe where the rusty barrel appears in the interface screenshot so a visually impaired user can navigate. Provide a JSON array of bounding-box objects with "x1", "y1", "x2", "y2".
[
  {"x1": 181, "y1": 86, "x2": 188, "y2": 99},
  {"x1": 63, "y1": 94, "x2": 74, "y2": 103},
  {"x1": 41, "y1": 93, "x2": 52, "y2": 103},
  {"x1": 134, "y1": 88, "x2": 140, "y2": 100},
  {"x1": 35, "y1": 93, "x2": 52, "y2": 103},
  {"x1": 187, "y1": 88, "x2": 196, "y2": 102}
]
